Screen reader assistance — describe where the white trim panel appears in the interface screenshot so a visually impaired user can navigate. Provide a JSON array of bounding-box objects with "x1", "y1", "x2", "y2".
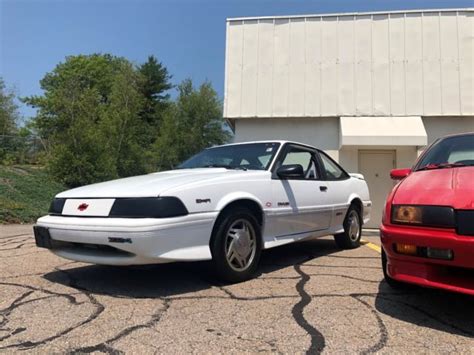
[{"x1": 340, "y1": 116, "x2": 428, "y2": 146}]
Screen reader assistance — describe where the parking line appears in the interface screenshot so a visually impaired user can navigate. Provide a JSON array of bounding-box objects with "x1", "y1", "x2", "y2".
[{"x1": 361, "y1": 239, "x2": 381, "y2": 254}]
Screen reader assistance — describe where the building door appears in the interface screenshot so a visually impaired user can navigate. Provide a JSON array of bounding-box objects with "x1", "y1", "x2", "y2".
[{"x1": 358, "y1": 150, "x2": 396, "y2": 228}]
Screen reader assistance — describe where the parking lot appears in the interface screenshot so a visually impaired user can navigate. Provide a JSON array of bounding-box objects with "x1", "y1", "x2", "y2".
[{"x1": 1, "y1": 225, "x2": 473, "y2": 353}]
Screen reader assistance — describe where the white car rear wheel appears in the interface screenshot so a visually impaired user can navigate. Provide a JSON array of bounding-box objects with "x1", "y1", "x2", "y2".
[{"x1": 334, "y1": 205, "x2": 362, "y2": 249}]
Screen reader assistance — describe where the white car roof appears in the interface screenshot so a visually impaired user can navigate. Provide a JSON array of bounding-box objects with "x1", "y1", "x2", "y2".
[{"x1": 210, "y1": 140, "x2": 317, "y2": 150}]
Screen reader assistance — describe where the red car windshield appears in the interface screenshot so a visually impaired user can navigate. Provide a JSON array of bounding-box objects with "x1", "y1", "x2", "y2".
[{"x1": 415, "y1": 134, "x2": 474, "y2": 171}]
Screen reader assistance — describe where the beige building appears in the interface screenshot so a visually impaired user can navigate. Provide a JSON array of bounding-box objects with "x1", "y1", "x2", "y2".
[{"x1": 224, "y1": 8, "x2": 474, "y2": 227}]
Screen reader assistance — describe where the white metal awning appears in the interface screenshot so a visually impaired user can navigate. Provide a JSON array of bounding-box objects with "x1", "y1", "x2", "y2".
[{"x1": 339, "y1": 116, "x2": 428, "y2": 147}]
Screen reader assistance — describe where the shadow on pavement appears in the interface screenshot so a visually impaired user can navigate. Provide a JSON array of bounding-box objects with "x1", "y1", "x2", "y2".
[
  {"x1": 375, "y1": 281, "x2": 474, "y2": 337},
  {"x1": 43, "y1": 237, "x2": 342, "y2": 299},
  {"x1": 259, "y1": 238, "x2": 343, "y2": 274}
]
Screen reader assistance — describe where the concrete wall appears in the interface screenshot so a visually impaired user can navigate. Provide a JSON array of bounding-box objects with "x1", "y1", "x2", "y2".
[
  {"x1": 339, "y1": 146, "x2": 418, "y2": 173},
  {"x1": 234, "y1": 118, "x2": 427, "y2": 169},
  {"x1": 234, "y1": 115, "x2": 474, "y2": 172},
  {"x1": 225, "y1": 9, "x2": 474, "y2": 119},
  {"x1": 234, "y1": 118, "x2": 340, "y2": 159},
  {"x1": 422, "y1": 116, "x2": 474, "y2": 144}
]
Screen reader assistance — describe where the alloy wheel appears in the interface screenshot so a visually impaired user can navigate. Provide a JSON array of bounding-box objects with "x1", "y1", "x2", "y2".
[
  {"x1": 348, "y1": 210, "x2": 360, "y2": 241},
  {"x1": 225, "y1": 219, "x2": 257, "y2": 272}
]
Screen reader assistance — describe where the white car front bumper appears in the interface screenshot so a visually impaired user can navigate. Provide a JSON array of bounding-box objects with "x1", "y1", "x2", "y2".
[{"x1": 35, "y1": 212, "x2": 219, "y2": 265}]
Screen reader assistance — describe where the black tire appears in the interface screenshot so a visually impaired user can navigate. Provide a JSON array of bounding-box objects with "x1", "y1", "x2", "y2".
[
  {"x1": 334, "y1": 204, "x2": 362, "y2": 249},
  {"x1": 381, "y1": 248, "x2": 407, "y2": 289},
  {"x1": 210, "y1": 208, "x2": 262, "y2": 283}
]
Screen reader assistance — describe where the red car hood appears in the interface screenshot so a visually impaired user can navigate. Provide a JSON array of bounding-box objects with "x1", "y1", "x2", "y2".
[{"x1": 393, "y1": 167, "x2": 474, "y2": 209}]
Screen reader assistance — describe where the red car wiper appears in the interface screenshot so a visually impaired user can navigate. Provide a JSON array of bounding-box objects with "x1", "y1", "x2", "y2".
[{"x1": 416, "y1": 162, "x2": 465, "y2": 171}]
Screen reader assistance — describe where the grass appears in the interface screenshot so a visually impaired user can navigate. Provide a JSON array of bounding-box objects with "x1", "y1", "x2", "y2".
[{"x1": 0, "y1": 165, "x2": 65, "y2": 224}]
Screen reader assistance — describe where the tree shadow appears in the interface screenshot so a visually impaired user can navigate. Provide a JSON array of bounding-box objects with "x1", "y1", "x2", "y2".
[
  {"x1": 375, "y1": 281, "x2": 474, "y2": 338},
  {"x1": 43, "y1": 237, "x2": 342, "y2": 299}
]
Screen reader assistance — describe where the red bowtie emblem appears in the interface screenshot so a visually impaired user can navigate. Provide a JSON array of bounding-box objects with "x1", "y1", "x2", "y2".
[{"x1": 77, "y1": 203, "x2": 89, "y2": 211}]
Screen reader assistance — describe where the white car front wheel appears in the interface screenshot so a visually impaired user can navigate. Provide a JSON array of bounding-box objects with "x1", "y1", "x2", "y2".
[{"x1": 211, "y1": 208, "x2": 262, "y2": 283}]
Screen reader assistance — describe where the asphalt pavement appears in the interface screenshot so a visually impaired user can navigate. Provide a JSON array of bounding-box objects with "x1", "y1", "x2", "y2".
[{"x1": 1, "y1": 225, "x2": 473, "y2": 354}]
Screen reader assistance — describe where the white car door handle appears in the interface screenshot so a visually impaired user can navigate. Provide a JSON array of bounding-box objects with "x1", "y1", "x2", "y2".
[{"x1": 319, "y1": 186, "x2": 328, "y2": 192}]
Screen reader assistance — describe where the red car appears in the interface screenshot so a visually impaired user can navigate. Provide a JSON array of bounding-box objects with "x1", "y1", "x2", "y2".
[{"x1": 381, "y1": 132, "x2": 474, "y2": 296}]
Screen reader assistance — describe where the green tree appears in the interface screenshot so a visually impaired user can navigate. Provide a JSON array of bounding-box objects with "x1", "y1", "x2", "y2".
[
  {"x1": 139, "y1": 55, "x2": 173, "y2": 120},
  {"x1": 23, "y1": 54, "x2": 163, "y2": 186},
  {"x1": 35, "y1": 74, "x2": 116, "y2": 186},
  {"x1": 137, "y1": 56, "x2": 173, "y2": 147},
  {"x1": 101, "y1": 61, "x2": 146, "y2": 177},
  {"x1": 0, "y1": 78, "x2": 18, "y2": 136},
  {"x1": 25, "y1": 54, "x2": 127, "y2": 145},
  {"x1": 0, "y1": 78, "x2": 20, "y2": 163},
  {"x1": 23, "y1": 55, "x2": 229, "y2": 186},
  {"x1": 154, "y1": 79, "x2": 231, "y2": 170}
]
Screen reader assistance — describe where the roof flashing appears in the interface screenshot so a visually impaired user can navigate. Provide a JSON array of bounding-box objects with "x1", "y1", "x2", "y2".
[{"x1": 226, "y1": 8, "x2": 473, "y2": 22}]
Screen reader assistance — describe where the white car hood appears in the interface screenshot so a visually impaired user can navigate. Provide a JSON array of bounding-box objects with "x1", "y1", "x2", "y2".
[{"x1": 56, "y1": 168, "x2": 265, "y2": 198}]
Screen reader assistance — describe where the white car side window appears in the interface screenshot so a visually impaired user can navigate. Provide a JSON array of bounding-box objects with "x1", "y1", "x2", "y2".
[
  {"x1": 305, "y1": 160, "x2": 318, "y2": 179},
  {"x1": 320, "y1": 153, "x2": 345, "y2": 180},
  {"x1": 281, "y1": 150, "x2": 318, "y2": 180}
]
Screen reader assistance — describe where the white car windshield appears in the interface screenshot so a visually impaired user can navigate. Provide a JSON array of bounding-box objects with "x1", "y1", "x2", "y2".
[
  {"x1": 415, "y1": 134, "x2": 474, "y2": 171},
  {"x1": 178, "y1": 143, "x2": 281, "y2": 170}
]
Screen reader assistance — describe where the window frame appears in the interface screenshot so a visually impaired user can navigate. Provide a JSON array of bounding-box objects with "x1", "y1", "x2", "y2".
[
  {"x1": 271, "y1": 143, "x2": 324, "y2": 181},
  {"x1": 315, "y1": 150, "x2": 350, "y2": 181}
]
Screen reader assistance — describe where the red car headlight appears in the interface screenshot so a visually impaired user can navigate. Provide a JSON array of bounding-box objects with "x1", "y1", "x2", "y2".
[
  {"x1": 391, "y1": 205, "x2": 455, "y2": 228},
  {"x1": 392, "y1": 206, "x2": 423, "y2": 224}
]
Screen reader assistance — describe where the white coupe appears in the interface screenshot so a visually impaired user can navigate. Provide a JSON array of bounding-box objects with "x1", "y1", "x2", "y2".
[{"x1": 34, "y1": 141, "x2": 371, "y2": 282}]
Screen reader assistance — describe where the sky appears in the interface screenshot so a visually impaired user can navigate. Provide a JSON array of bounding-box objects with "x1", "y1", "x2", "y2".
[{"x1": 1, "y1": 0, "x2": 472, "y2": 118}]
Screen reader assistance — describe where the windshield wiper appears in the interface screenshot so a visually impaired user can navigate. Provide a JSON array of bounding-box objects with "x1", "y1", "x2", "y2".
[
  {"x1": 416, "y1": 162, "x2": 466, "y2": 171},
  {"x1": 203, "y1": 164, "x2": 247, "y2": 171}
]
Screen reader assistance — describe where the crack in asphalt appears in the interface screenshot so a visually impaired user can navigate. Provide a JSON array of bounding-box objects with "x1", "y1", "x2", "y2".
[
  {"x1": 0, "y1": 271, "x2": 49, "y2": 280},
  {"x1": 1, "y1": 232, "x2": 472, "y2": 353},
  {"x1": 260, "y1": 273, "x2": 380, "y2": 284},
  {"x1": 260, "y1": 265, "x2": 381, "y2": 273},
  {"x1": 376, "y1": 294, "x2": 474, "y2": 338},
  {"x1": 1, "y1": 269, "x2": 468, "y2": 353},
  {"x1": 218, "y1": 272, "x2": 390, "y2": 355},
  {"x1": 0, "y1": 234, "x2": 31, "y2": 242},
  {"x1": 292, "y1": 264, "x2": 326, "y2": 354},
  {"x1": 50, "y1": 266, "x2": 173, "y2": 354},
  {"x1": 68, "y1": 299, "x2": 171, "y2": 354},
  {"x1": 0, "y1": 274, "x2": 104, "y2": 350},
  {"x1": 0, "y1": 235, "x2": 35, "y2": 253},
  {"x1": 0, "y1": 251, "x2": 44, "y2": 259},
  {"x1": 0, "y1": 290, "x2": 35, "y2": 331},
  {"x1": 311, "y1": 254, "x2": 379, "y2": 260},
  {"x1": 352, "y1": 295, "x2": 389, "y2": 354},
  {"x1": 0, "y1": 238, "x2": 32, "y2": 247},
  {"x1": 0, "y1": 242, "x2": 35, "y2": 251}
]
